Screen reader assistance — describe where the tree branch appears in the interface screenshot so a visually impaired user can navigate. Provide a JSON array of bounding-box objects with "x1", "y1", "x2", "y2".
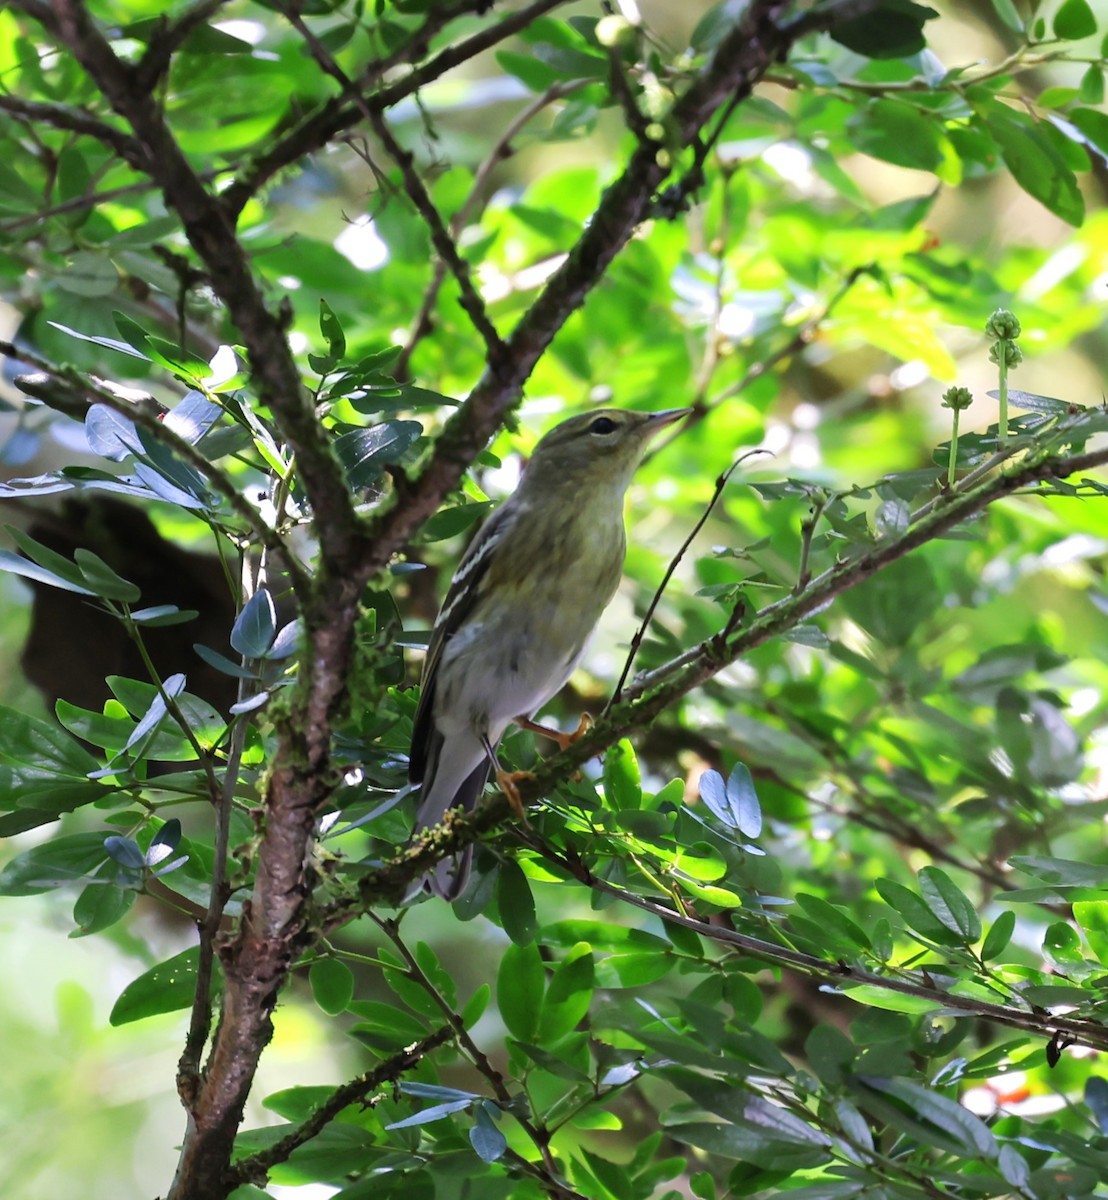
[
  {"x1": 397, "y1": 78, "x2": 589, "y2": 378},
  {"x1": 222, "y1": 0, "x2": 572, "y2": 217},
  {"x1": 0, "y1": 93, "x2": 146, "y2": 168},
  {"x1": 134, "y1": 0, "x2": 234, "y2": 92},
  {"x1": 225, "y1": 1025, "x2": 454, "y2": 1186},
  {"x1": 356, "y1": 0, "x2": 881, "y2": 585},
  {"x1": 49, "y1": 0, "x2": 364, "y2": 580},
  {"x1": 533, "y1": 840, "x2": 1108, "y2": 1054},
  {"x1": 280, "y1": 6, "x2": 507, "y2": 367},
  {"x1": 338, "y1": 437, "x2": 1108, "y2": 912}
]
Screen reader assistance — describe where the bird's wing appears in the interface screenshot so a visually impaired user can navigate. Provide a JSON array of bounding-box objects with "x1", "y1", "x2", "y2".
[{"x1": 408, "y1": 501, "x2": 517, "y2": 783}]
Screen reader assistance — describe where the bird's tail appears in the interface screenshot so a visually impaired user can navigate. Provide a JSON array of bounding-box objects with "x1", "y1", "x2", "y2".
[{"x1": 410, "y1": 745, "x2": 494, "y2": 901}]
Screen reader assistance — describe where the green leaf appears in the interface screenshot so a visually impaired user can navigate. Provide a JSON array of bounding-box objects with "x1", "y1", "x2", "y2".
[
  {"x1": 603, "y1": 738, "x2": 641, "y2": 810},
  {"x1": 852, "y1": 1075, "x2": 998, "y2": 1158},
  {"x1": 1073, "y1": 901, "x2": 1108, "y2": 965},
  {"x1": 665, "y1": 1108, "x2": 830, "y2": 1170},
  {"x1": 1054, "y1": 0, "x2": 1097, "y2": 40},
  {"x1": 72, "y1": 549, "x2": 141, "y2": 603},
  {"x1": 110, "y1": 946, "x2": 215, "y2": 1025},
  {"x1": 113, "y1": 312, "x2": 209, "y2": 378},
  {"x1": 334, "y1": 420, "x2": 422, "y2": 489},
  {"x1": 59, "y1": 251, "x2": 119, "y2": 298},
  {"x1": 1043, "y1": 921, "x2": 1084, "y2": 968},
  {"x1": 310, "y1": 958, "x2": 355, "y2": 1015},
  {"x1": 846, "y1": 99, "x2": 944, "y2": 171},
  {"x1": 980, "y1": 910, "x2": 1015, "y2": 961},
  {"x1": 0, "y1": 832, "x2": 108, "y2": 896},
  {"x1": 318, "y1": 299, "x2": 346, "y2": 362},
  {"x1": 71, "y1": 879, "x2": 136, "y2": 937},
  {"x1": 6, "y1": 526, "x2": 97, "y2": 592},
  {"x1": 496, "y1": 941, "x2": 544, "y2": 1041},
  {"x1": 840, "y1": 556, "x2": 939, "y2": 647},
  {"x1": 989, "y1": 0, "x2": 1024, "y2": 32},
  {"x1": 231, "y1": 587, "x2": 276, "y2": 658},
  {"x1": 917, "y1": 866, "x2": 981, "y2": 943},
  {"x1": 1079, "y1": 65, "x2": 1105, "y2": 105},
  {"x1": 830, "y1": 1, "x2": 938, "y2": 58},
  {"x1": 496, "y1": 858, "x2": 537, "y2": 946},
  {"x1": 876, "y1": 877, "x2": 965, "y2": 946},
  {"x1": 1085, "y1": 1076, "x2": 1108, "y2": 1134},
  {"x1": 539, "y1": 946, "x2": 594, "y2": 1043},
  {"x1": 1070, "y1": 106, "x2": 1108, "y2": 158},
  {"x1": 417, "y1": 501, "x2": 494, "y2": 543},
  {"x1": 0, "y1": 547, "x2": 96, "y2": 596},
  {"x1": 0, "y1": 703, "x2": 100, "y2": 778},
  {"x1": 805, "y1": 1024, "x2": 856, "y2": 1085},
  {"x1": 981, "y1": 102, "x2": 1085, "y2": 226},
  {"x1": 795, "y1": 894, "x2": 872, "y2": 953}
]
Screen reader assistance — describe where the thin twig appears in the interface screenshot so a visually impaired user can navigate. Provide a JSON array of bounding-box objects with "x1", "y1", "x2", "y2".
[
  {"x1": 521, "y1": 835, "x2": 1108, "y2": 1054},
  {"x1": 397, "y1": 77, "x2": 590, "y2": 378},
  {"x1": 0, "y1": 92, "x2": 145, "y2": 167},
  {"x1": 134, "y1": 0, "x2": 233, "y2": 91},
  {"x1": 607, "y1": 454, "x2": 750, "y2": 710},
  {"x1": 178, "y1": 556, "x2": 258, "y2": 1097},
  {"x1": 225, "y1": 1025, "x2": 455, "y2": 1185},
  {"x1": 0, "y1": 169, "x2": 222, "y2": 234},
  {"x1": 223, "y1": 0, "x2": 572, "y2": 216},
  {"x1": 334, "y1": 437, "x2": 1108, "y2": 917},
  {"x1": 281, "y1": 5, "x2": 507, "y2": 367}
]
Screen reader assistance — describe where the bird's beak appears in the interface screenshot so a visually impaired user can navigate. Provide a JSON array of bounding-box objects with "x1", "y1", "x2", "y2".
[{"x1": 645, "y1": 408, "x2": 693, "y2": 430}]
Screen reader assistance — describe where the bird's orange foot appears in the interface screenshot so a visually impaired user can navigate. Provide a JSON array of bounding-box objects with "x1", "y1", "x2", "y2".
[
  {"x1": 516, "y1": 712, "x2": 593, "y2": 753},
  {"x1": 496, "y1": 768, "x2": 536, "y2": 822}
]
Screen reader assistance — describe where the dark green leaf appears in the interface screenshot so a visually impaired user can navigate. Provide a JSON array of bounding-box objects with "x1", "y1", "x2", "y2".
[
  {"x1": 110, "y1": 946, "x2": 213, "y2": 1025},
  {"x1": 496, "y1": 858, "x2": 537, "y2": 946},
  {"x1": 852, "y1": 1075, "x2": 998, "y2": 1158},
  {"x1": 876, "y1": 877, "x2": 965, "y2": 946},
  {"x1": 918, "y1": 866, "x2": 981, "y2": 943},
  {"x1": 334, "y1": 420, "x2": 422, "y2": 489},
  {"x1": 319, "y1": 299, "x2": 346, "y2": 361},
  {"x1": 0, "y1": 547, "x2": 96, "y2": 596},
  {"x1": 980, "y1": 910, "x2": 1015, "y2": 961},
  {"x1": 1085, "y1": 1076, "x2": 1108, "y2": 1133},
  {"x1": 71, "y1": 879, "x2": 136, "y2": 937},
  {"x1": 1071, "y1": 107, "x2": 1108, "y2": 161},
  {"x1": 231, "y1": 587, "x2": 276, "y2": 658},
  {"x1": 830, "y1": 1, "x2": 938, "y2": 58},
  {"x1": 0, "y1": 832, "x2": 108, "y2": 896},
  {"x1": 193, "y1": 643, "x2": 259, "y2": 679}
]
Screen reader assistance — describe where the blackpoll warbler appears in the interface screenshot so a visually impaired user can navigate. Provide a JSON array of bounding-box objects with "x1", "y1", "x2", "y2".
[{"x1": 409, "y1": 407, "x2": 690, "y2": 898}]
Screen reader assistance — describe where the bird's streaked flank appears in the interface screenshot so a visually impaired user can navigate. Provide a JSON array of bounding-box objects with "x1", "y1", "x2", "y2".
[{"x1": 408, "y1": 407, "x2": 690, "y2": 899}]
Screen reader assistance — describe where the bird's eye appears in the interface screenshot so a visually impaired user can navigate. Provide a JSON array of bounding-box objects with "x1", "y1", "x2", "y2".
[{"x1": 589, "y1": 416, "x2": 618, "y2": 435}]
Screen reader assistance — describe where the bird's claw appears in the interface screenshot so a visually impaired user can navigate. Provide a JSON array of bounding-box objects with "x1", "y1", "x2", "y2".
[
  {"x1": 516, "y1": 711, "x2": 593, "y2": 752},
  {"x1": 496, "y1": 768, "x2": 536, "y2": 822}
]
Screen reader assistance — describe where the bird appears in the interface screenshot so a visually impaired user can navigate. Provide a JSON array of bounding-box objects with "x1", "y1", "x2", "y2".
[{"x1": 408, "y1": 406, "x2": 690, "y2": 899}]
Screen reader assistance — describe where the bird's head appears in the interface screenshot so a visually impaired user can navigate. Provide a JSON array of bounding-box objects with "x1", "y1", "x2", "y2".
[{"x1": 521, "y1": 407, "x2": 691, "y2": 494}]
